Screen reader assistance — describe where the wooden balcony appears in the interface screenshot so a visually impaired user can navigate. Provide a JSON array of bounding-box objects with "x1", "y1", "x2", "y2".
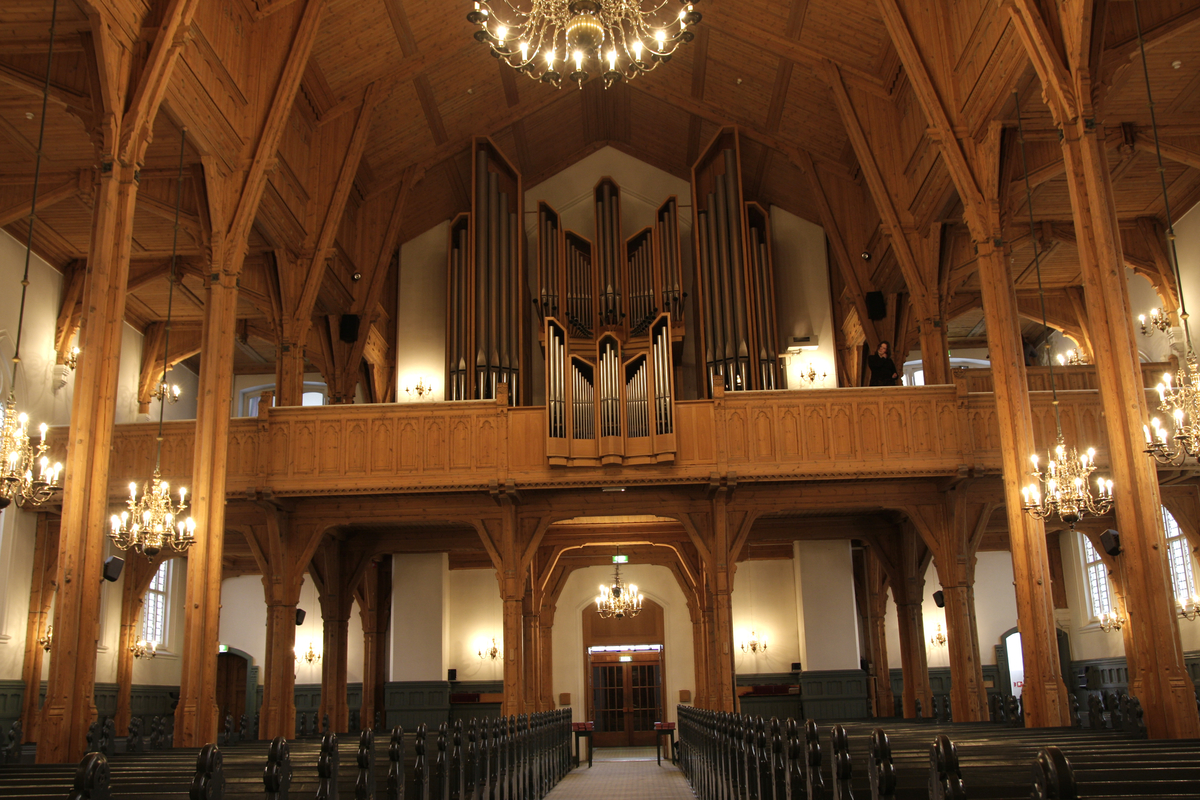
[{"x1": 44, "y1": 367, "x2": 1174, "y2": 501}]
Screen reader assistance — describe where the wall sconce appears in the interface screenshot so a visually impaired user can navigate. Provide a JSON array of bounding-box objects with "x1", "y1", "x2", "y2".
[
  {"x1": 403, "y1": 376, "x2": 433, "y2": 401},
  {"x1": 740, "y1": 630, "x2": 767, "y2": 654},
  {"x1": 1098, "y1": 609, "x2": 1125, "y2": 632},
  {"x1": 928, "y1": 624, "x2": 947, "y2": 648},
  {"x1": 796, "y1": 363, "x2": 828, "y2": 388},
  {"x1": 478, "y1": 638, "x2": 500, "y2": 660},
  {"x1": 38, "y1": 625, "x2": 52, "y2": 653},
  {"x1": 1179, "y1": 594, "x2": 1200, "y2": 622},
  {"x1": 130, "y1": 639, "x2": 158, "y2": 659},
  {"x1": 65, "y1": 346, "x2": 81, "y2": 370},
  {"x1": 152, "y1": 381, "x2": 182, "y2": 404},
  {"x1": 295, "y1": 641, "x2": 321, "y2": 665},
  {"x1": 1139, "y1": 308, "x2": 1171, "y2": 337}
]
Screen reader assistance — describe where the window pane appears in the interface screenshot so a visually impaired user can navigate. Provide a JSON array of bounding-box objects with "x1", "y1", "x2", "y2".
[
  {"x1": 1081, "y1": 534, "x2": 1112, "y2": 619},
  {"x1": 1162, "y1": 507, "x2": 1195, "y2": 601},
  {"x1": 302, "y1": 392, "x2": 324, "y2": 406}
]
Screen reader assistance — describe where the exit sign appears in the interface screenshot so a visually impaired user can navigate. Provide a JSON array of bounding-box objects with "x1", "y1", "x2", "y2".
[{"x1": 612, "y1": 555, "x2": 628, "y2": 564}]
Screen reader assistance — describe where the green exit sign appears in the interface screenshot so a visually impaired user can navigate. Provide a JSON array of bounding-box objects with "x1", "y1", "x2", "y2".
[{"x1": 612, "y1": 555, "x2": 628, "y2": 564}]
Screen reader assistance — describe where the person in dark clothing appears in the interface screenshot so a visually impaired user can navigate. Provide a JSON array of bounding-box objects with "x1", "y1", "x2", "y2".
[{"x1": 867, "y1": 341, "x2": 899, "y2": 386}]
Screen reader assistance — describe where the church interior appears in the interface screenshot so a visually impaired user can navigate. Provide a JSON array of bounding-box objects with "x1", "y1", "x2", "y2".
[{"x1": 1, "y1": 0, "x2": 1200, "y2": 784}]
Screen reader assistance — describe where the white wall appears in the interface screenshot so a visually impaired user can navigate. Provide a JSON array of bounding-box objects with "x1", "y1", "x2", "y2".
[
  {"x1": 884, "y1": 557, "x2": 1019, "y2": 671},
  {"x1": 219, "y1": 576, "x2": 268, "y2": 676},
  {"x1": 390, "y1": 553, "x2": 449, "y2": 681},
  {"x1": 0, "y1": 230, "x2": 66, "y2": 680},
  {"x1": 446, "y1": 568, "x2": 504, "y2": 682},
  {"x1": 731, "y1": 558, "x2": 800, "y2": 674},
  {"x1": 794, "y1": 540, "x2": 860, "y2": 671},
  {"x1": 770, "y1": 207, "x2": 837, "y2": 388},
  {"x1": 551, "y1": 563, "x2": 694, "y2": 724},
  {"x1": 397, "y1": 222, "x2": 450, "y2": 403}
]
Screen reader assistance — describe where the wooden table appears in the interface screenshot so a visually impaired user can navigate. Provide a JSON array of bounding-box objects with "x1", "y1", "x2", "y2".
[{"x1": 655, "y1": 723, "x2": 676, "y2": 764}]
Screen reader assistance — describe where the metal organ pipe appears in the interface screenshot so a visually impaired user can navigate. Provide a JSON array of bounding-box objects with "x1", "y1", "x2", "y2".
[
  {"x1": 474, "y1": 152, "x2": 488, "y2": 393},
  {"x1": 499, "y1": 191, "x2": 511, "y2": 382},
  {"x1": 724, "y1": 150, "x2": 750, "y2": 382}
]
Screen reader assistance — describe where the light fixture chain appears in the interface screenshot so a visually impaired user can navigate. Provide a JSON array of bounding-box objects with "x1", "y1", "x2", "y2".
[
  {"x1": 1013, "y1": 90, "x2": 1064, "y2": 441},
  {"x1": 10, "y1": 0, "x2": 60, "y2": 393},
  {"x1": 153, "y1": 127, "x2": 188, "y2": 475},
  {"x1": 1132, "y1": 0, "x2": 1191, "y2": 354}
]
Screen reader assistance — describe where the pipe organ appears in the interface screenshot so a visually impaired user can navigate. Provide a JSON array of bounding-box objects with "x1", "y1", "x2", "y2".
[
  {"x1": 692, "y1": 128, "x2": 783, "y2": 395},
  {"x1": 446, "y1": 138, "x2": 527, "y2": 403},
  {"x1": 539, "y1": 179, "x2": 682, "y2": 466}
]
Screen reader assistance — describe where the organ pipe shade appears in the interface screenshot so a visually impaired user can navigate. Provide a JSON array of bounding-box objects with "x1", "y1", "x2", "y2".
[{"x1": 446, "y1": 138, "x2": 526, "y2": 404}]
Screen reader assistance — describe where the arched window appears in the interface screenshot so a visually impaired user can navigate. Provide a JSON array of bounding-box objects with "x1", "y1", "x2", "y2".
[
  {"x1": 141, "y1": 560, "x2": 171, "y2": 647},
  {"x1": 1163, "y1": 507, "x2": 1196, "y2": 602},
  {"x1": 1080, "y1": 534, "x2": 1113, "y2": 620}
]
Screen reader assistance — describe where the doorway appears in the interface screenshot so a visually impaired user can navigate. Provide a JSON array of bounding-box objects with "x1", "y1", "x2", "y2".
[
  {"x1": 216, "y1": 650, "x2": 249, "y2": 732},
  {"x1": 582, "y1": 597, "x2": 666, "y2": 748},
  {"x1": 589, "y1": 647, "x2": 664, "y2": 746}
]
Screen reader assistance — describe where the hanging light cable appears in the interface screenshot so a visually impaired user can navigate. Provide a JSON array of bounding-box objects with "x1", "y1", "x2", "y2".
[
  {"x1": 0, "y1": 0, "x2": 63, "y2": 510},
  {"x1": 109, "y1": 128, "x2": 195, "y2": 557},
  {"x1": 1014, "y1": 91, "x2": 1113, "y2": 527},
  {"x1": 1132, "y1": 0, "x2": 1200, "y2": 466}
]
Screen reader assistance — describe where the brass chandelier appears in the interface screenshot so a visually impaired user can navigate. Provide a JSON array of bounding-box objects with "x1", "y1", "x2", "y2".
[
  {"x1": 130, "y1": 638, "x2": 158, "y2": 659},
  {"x1": 468, "y1": 0, "x2": 702, "y2": 89},
  {"x1": 1129, "y1": 0, "x2": 1200, "y2": 468},
  {"x1": 108, "y1": 128, "x2": 195, "y2": 558},
  {"x1": 1012, "y1": 92, "x2": 1112, "y2": 528},
  {"x1": 0, "y1": 0, "x2": 64, "y2": 510},
  {"x1": 596, "y1": 561, "x2": 643, "y2": 618}
]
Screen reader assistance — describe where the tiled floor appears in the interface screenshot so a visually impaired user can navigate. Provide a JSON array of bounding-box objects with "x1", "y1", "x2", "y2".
[{"x1": 547, "y1": 751, "x2": 694, "y2": 799}]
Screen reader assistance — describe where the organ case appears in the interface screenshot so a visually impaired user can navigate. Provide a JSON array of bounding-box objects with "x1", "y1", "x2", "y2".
[
  {"x1": 537, "y1": 178, "x2": 681, "y2": 466},
  {"x1": 445, "y1": 138, "x2": 527, "y2": 404},
  {"x1": 691, "y1": 127, "x2": 783, "y2": 396}
]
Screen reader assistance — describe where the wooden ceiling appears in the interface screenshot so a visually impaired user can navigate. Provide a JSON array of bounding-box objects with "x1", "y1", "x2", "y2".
[{"x1": 0, "y1": 0, "x2": 1198, "y2": 377}]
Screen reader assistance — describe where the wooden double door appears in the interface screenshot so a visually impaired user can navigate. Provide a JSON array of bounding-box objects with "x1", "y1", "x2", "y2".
[{"x1": 589, "y1": 650, "x2": 663, "y2": 747}]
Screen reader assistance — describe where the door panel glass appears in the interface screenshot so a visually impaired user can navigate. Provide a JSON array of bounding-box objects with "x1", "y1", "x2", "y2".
[
  {"x1": 630, "y1": 664, "x2": 661, "y2": 731},
  {"x1": 593, "y1": 665, "x2": 625, "y2": 732}
]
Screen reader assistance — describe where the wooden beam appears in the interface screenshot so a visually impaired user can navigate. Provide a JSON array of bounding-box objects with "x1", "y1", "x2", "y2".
[
  {"x1": 1004, "y1": 0, "x2": 1079, "y2": 125},
  {"x1": 295, "y1": 80, "x2": 382, "y2": 325},
  {"x1": 0, "y1": 61, "x2": 92, "y2": 110},
  {"x1": 0, "y1": 179, "x2": 80, "y2": 227},
  {"x1": 824, "y1": 63, "x2": 934, "y2": 318},
  {"x1": 413, "y1": 72, "x2": 447, "y2": 145},
  {"x1": 797, "y1": 148, "x2": 880, "y2": 351},
  {"x1": 1134, "y1": 135, "x2": 1200, "y2": 172},
  {"x1": 117, "y1": 0, "x2": 202, "y2": 165},
  {"x1": 874, "y1": 0, "x2": 987, "y2": 234},
  {"x1": 224, "y1": 0, "x2": 329, "y2": 274}
]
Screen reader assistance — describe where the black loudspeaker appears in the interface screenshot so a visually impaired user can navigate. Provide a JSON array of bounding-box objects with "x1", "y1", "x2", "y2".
[
  {"x1": 339, "y1": 313, "x2": 361, "y2": 343},
  {"x1": 295, "y1": 609, "x2": 306, "y2": 626},
  {"x1": 448, "y1": 669, "x2": 457, "y2": 681},
  {"x1": 102, "y1": 556, "x2": 125, "y2": 583},
  {"x1": 1100, "y1": 529, "x2": 1121, "y2": 556},
  {"x1": 791, "y1": 662, "x2": 802, "y2": 672},
  {"x1": 933, "y1": 590, "x2": 945, "y2": 608},
  {"x1": 866, "y1": 291, "x2": 887, "y2": 321}
]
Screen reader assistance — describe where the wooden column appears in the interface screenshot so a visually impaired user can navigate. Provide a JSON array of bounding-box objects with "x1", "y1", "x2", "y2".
[
  {"x1": 538, "y1": 607, "x2": 555, "y2": 711},
  {"x1": 39, "y1": 163, "x2": 141, "y2": 763},
  {"x1": 275, "y1": 331, "x2": 308, "y2": 407},
  {"x1": 175, "y1": 274, "x2": 240, "y2": 747},
  {"x1": 863, "y1": 549, "x2": 895, "y2": 717},
  {"x1": 975, "y1": 237, "x2": 1072, "y2": 727},
  {"x1": 909, "y1": 493, "x2": 992, "y2": 722},
  {"x1": 690, "y1": 603, "x2": 710, "y2": 710},
  {"x1": 20, "y1": 516, "x2": 57, "y2": 743},
  {"x1": 114, "y1": 555, "x2": 167, "y2": 735},
  {"x1": 894, "y1": 595, "x2": 931, "y2": 718},
  {"x1": 261, "y1": 600, "x2": 300, "y2": 740},
  {"x1": 357, "y1": 556, "x2": 391, "y2": 730},
  {"x1": 318, "y1": 614, "x2": 350, "y2": 733},
  {"x1": 918, "y1": 319, "x2": 951, "y2": 385},
  {"x1": 522, "y1": 587, "x2": 539, "y2": 712},
  {"x1": 1059, "y1": 120, "x2": 1200, "y2": 739},
  {"x1": 706, "y1": 494, "x2": 738, "y2": 713},
  {"x1": 490, "y1": 500, "x2": 525, "y2": 716}
]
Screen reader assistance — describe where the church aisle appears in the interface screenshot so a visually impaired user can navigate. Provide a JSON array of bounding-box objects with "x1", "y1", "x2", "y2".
[{"x1": 545, "y1": 757, "x2": 694, "y2": 799}]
